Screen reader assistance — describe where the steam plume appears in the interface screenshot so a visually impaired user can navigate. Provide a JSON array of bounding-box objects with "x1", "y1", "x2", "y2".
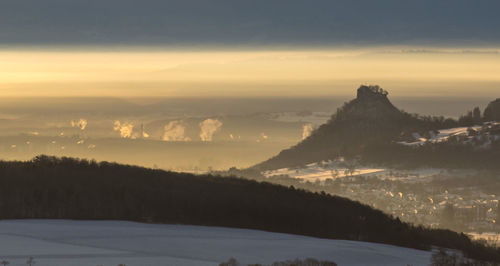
[
  {"x1": 302, "y1": 123, "x2": 313, "y2": 140},
  {"x1": 71, "y1": 118, "x2": 88, "y2": 130},
  {"x1": 162, "y1": 120, "x2": 190, "y2": 141},
  {"x1": 229, "y1": 133, "x2": 241, "y2": 140},
  {"x1": 199, "y1": 118, "x2": 222, "y2": 141},
  {"x1": 113, "y1": 120, "x2": 134, "y2": 138}
]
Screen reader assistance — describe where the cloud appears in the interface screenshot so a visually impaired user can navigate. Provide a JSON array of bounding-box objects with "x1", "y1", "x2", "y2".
[
  {"x1": 1, "y1": 0, "x2": 499, "y2": 46},
  {"x1": 200, "y1": 118, "x2": 222, "y2": 142},
  {"x1": 398, "y1": 49, "x2": 500, "y2": 54}
]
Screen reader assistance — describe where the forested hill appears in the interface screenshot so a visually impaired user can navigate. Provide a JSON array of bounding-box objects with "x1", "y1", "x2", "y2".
[
  {"x1": 253, "y1": 85, "x2": 423, "y2": 170},
  {"x1": 0, "y1": 155, "x2": 499, "y2": 262},
  {"x1": 254, "y1": 85, "x2": 500, "y2": 170}
]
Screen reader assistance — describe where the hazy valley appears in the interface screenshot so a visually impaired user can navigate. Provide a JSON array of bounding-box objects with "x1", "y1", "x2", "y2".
[
  {"x1": 2, "y1": 1, "x2": 500, "y2": 264},
  {"x1": 0, "y1": 87, "x2": 500, "y2": 265}
]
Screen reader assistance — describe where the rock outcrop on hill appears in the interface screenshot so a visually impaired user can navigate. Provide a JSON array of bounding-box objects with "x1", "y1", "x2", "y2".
[
  {"x1": 254, "y1": 85, "x2": 420, "y2": 170},
  {"x1": 254, "y1": 85, "x2": 500, "y2": 170}
]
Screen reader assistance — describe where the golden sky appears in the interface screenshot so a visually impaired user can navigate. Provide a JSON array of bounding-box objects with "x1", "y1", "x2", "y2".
[{"x1": 1, "y1": 47, "x2": 499, "y2": 98}]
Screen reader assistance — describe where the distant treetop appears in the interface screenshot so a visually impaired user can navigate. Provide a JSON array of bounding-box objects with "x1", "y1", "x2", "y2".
[
  {"x1": 484, "y1": 98, "x2": 500, "y2": 121},
  {"x1": 356, "y1": 85, "x2": 388, "y2": 100}
]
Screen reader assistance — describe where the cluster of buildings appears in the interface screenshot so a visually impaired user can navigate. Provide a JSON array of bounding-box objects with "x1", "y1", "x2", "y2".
[
  {"x1": 266, "y1": 165, "x2": 499, "y2": 236},
  {"x1": 324, "y1": 172, "x2": 499, "y2": 233}
]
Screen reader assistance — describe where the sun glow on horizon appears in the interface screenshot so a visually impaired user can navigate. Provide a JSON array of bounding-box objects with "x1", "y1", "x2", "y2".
[{"x1": 1, "y1": 47, "x2": 499, "y2": 98}]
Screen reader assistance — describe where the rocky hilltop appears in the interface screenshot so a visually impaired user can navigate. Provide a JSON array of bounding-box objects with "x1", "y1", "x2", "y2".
[
  {"x1": 336, "y1": 85, "x2": 403, "y2": 120},
  {"x1": 254, "y1": 85, "x2": 500, "y2": 170},
  {"x1": 254, "y1": 85, "x2": 419, "y2": 170}
]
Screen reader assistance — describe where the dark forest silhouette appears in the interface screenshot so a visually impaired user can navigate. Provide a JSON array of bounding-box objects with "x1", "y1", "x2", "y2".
[{"x1": 0, "y1": 155, "x2": 498, "y2": 263}]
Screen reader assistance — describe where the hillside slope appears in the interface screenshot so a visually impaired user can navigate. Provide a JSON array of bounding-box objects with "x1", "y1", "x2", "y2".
[
  {"x1": 0, "y1": 155, "x2": 498, "y2": 262},
  {"x1": 254, "y1": 85, "x2": 422, "y2": 170},
  {"x1": 0, "y1": 219, "x2": 432, "y2": 266},
  {"x1": 254, "y1": 85, "x2": 500, "y2": 170}
]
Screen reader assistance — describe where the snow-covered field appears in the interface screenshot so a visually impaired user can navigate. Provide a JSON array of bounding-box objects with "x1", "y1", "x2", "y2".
[
  {"x1": 398, "y1": 122, "x2": 500, "y2": 147},
  {"x1": 264, "y1": 164, "x2": 385, "y2": 181},
  {"x1": 263, "y1": 161, "x2": 443, "y2": 182},
  {"x1": 0, "y1": 219, "x2": 432, "y2": 266},
  {"x1": 398, "y1": 126, "x2": 482, "y2": 146}
]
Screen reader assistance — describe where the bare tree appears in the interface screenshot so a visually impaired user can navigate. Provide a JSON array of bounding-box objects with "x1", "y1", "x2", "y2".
[
  {"x1": 342, "y1": 160, "x2": 357, "y2": 177},
  {"x1": 0, "y1": 260, "x2": 9, "y2": 266}
]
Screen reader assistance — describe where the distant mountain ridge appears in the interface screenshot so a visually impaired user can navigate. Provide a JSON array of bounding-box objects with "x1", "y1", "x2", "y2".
[{"x1": 254, "y1": 85, "x2": 500, "y2": 170}]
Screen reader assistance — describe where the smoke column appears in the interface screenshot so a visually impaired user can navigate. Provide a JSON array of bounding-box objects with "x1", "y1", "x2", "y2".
[
  {"x1": 71, "y1": 118, "x2": 88, "y2": 130},
  {"x1": 113, "y1": 121, "x2": 134, "y2": 138},
  {"x1": 302, "y1": 124, "x2": 313, "y2": 140},
  {"x1": 199, "y1": 118, "x2": 222, "y2": 141},
  {"x1": 162, "y1": 120, "x2": 190, "y2": 141}
]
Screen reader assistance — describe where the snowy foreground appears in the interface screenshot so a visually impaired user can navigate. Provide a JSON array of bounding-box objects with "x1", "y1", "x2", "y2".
[{"x1": 0, "y1": 220, "x2": 432, "y2": 266}]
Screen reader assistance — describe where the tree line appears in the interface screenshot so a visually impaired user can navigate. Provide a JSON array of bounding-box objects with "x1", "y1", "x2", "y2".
[{"x1": 0, "y1": 155, "x2": 499, "y2": 263}]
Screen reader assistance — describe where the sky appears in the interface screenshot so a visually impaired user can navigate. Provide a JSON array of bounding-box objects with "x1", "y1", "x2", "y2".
[
  {"x1": 1, "y1": 0, "x2": 500, "y2": 47},
  {"x1": 0, "y1": 0, "x2": 499, "y2": 98},
  {"x1": 1, "y1": 49, "x2": 500, "y2": 98}
]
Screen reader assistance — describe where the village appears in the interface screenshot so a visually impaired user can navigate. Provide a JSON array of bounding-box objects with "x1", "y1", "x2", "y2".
[{"x1": 264, "y1": 162, "x2": 500, "y2": 244}]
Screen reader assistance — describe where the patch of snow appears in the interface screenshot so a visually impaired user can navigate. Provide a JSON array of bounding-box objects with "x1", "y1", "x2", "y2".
[
  {"x1": 264, "y1": 161, "x2": 445, "y2": 183},
  {"x1": 399, "y1": 125, "x2": 484, "y2": 146},
  {"x1": 0, "y1": 219, "x2": 432, "y2": 266},
  {"x1": 264, "y1": 162, "x2": 385, "y2": 181}
]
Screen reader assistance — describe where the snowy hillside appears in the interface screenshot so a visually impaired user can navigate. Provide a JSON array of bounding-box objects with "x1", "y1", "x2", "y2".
[
  {"x1": 398, "y1": 122, "x2": 500, "y2": 147},
  {"x1": 0, "y1": 219, "x2": 432, "y2": 266}
]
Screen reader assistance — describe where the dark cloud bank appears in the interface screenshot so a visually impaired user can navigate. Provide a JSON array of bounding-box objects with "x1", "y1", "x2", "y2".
[{"x1": 1, "y1": 0, "x2": 499, "y2": 47}]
